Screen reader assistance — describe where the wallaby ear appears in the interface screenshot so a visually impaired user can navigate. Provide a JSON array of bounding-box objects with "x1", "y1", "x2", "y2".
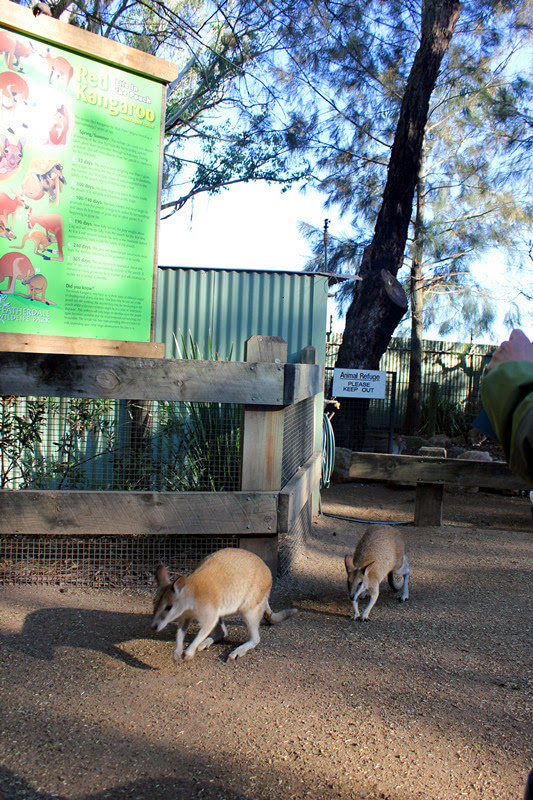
[
  {"x1": 155, "y1": 564, "x2": 169, "y2": 586},
  {"x1": 344, "y1": 555, "x2": 354, "y2": 573},
  {"x1": 172, "y1": 575, "x2": 186, "y2": 593},
  {"x1": 362, "y1": 561, "x2": 375, "y2": 576}
]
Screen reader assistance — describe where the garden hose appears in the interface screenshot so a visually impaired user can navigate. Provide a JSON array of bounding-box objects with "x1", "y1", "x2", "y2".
[{"x1": 321, "y1": 411, "x2": 335, "y2": 489}]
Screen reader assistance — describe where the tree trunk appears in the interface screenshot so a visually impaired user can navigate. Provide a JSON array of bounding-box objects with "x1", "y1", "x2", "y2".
[
  {"x1": 333, "y1": 0, "x2": 461, "y2": 449},
  {"x1": 404, "y1": 134, "x2": 427, "y2": 434}
]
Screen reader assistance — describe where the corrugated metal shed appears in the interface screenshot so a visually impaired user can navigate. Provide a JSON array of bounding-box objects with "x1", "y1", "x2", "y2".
[{"x1": 155, "y1": 267, "x2": 330, "y2": 364}]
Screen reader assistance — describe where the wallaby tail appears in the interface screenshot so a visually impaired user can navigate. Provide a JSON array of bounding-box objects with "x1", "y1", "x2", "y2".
[{"x1": 264, "y1": 603, "x2": 297, "y2": 625}]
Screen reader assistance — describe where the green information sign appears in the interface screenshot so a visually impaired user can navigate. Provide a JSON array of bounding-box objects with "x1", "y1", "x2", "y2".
[{"x1": 0, "y1": 26, "x2": 163, "y2": 341}]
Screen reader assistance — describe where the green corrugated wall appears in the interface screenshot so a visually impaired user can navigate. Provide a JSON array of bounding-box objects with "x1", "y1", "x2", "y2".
[{"x1": 155, "y1": 267, "x2": 329, "y2": 364}]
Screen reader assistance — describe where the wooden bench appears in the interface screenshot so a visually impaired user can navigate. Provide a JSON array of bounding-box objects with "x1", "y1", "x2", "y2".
[{"x1": 348, "y1": 452, "x2": 530, "y2": 526}]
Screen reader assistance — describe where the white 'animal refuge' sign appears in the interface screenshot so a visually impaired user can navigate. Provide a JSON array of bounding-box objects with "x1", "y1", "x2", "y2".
[{"x1": 332, "y1": 368, "x2": 386, "y2": 399}]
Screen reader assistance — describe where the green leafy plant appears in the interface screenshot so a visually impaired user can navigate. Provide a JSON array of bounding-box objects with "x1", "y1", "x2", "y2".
[
  {"x1": 157, "y1": 332, "x2": 241, "y2": 491},
  {"x1": 0, "y1": 397, "x2": 49, "y2": 488},
  {"x1": 418, "y1": 395, "x2": 481, "y2": 440}
]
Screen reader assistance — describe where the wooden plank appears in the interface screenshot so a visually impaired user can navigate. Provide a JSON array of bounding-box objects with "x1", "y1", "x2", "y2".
[
  {"x1": 0, "y1": 333, "x2": 165, "y2": 358},
  {"x1": 349, "y1": 452, "x2": 529, "y2": 490},
  {"x1": 0, "y1": 352, "x2": 285, "y2": 404},
  {"x1": 244, "y1": 335, "x2": 287, "y2": 364},
  {"x1": 0, "y1": 1, "x2": 180, "y2": 82},
  {"x1": 283, "y1": 363, "x2": 324, "y2": 405},
  {"x1": 414, "y1": 482, "x2": 444, "y2": 526},
  {"x1": 241, "y1": 336, "x2": 287, "y2": 491},
  {"x1": 0, "y1": 490, "x2": 278, "y2": 536},
  {"x1": 299, "y1": 345, "x2": 322, "y2": 515},
  {"x1": 278, "y1": 452, "x2": 322, "y2": 533},
  {"x1": 300, "y1": 345, "x2": 318, "y2": 365}
]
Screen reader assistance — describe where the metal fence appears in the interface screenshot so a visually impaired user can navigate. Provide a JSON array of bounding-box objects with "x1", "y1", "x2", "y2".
[
  {"x1": 282, "y1": 397, "x2": 315, "y2": 487},
  {"x1": 279, "y1": 397, "x2": 316, "y2": 570},
  {"x1": 326, "y1": 334, "x2": 495, "y2": 441},
  {"x1": 0, "y1": 397, "x2": 241, "y2": 492},
  {"x1": 0, "y1": 534, "x2": 239, "y2": 588}
]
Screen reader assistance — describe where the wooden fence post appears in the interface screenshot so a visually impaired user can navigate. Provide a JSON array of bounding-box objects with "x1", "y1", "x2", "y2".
[{"x1": 240, "y1": 335, "x2": 288, "y2": 574}]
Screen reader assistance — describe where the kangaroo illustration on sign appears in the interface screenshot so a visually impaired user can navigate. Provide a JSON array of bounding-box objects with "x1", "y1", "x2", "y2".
[
  {"x1": 0, "y1": 251, "x2": 34, "y2": 294},
  {"x1": 22, "y1": 158, "x2": 66, "y2": 203},
  {"x1": 48, "y1": 104, "x2": 69, "y2": 146},
  {"x1": 44, "y1": 49, "x2": 73, "y2": 88},
  {"x1": 22, "y1": 270, "x2": 48, "y2": 303},
  {"x1": 0, "y1": 135, "x2": 24, "y2": 177},
  {"x1": 0, "y1": 190, "x2": 27, "y2": 227},
  {"x1": 11, "y1": 229, "x2": 55, "y2": 255},
  {"x1": 0, "y1": 218, "x2": 16, "y2": 240},
  {"x1": 0, "y1": 32, "x2": 32, "y2": 72},
  {"x1": 0, "y1": 71, "x2": 29, "y2": 111},
  {"x1": 26, "y1": 209, "x2": 63, "y2": 261}
]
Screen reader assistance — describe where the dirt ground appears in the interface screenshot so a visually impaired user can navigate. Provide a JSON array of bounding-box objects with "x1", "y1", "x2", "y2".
[{"x1": 0, "y1": 481, "x2": 532, "y2": 800}]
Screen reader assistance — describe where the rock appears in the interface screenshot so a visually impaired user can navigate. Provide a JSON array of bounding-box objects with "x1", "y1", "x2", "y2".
[
  {"x1": 418, "y1": 446, "x2": 447, "y2": 458},
  {"x1": 447, "y1": 446, "x2": 466, "y2": 459},
  {"x1": 401, "y1": 435, "x2": 432, "y2": 453},
  {"x1": 457, "y1": 450, "x2": 492, "y2": 462},
  {"x1": 429, "y1": 434, "x2": 450, "y2": 447}
]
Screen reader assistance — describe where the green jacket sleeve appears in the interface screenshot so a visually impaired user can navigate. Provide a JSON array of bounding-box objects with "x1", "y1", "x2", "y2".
[{"x1": 481, "y1": 361, "x2": 533, "y2": 485}]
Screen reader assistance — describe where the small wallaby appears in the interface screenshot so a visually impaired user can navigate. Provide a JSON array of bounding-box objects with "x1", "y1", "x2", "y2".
[
  {"x1": 344, "y1": 525, "x2": 410, "y2": 621},
  {"x1": 152, "y1": 548, "x2": 297, "y2": 662}
]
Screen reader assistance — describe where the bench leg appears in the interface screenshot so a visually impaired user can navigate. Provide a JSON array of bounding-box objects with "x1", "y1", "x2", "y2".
[{"x1": 414, "y1": 482, "x2": 444, "y2": 526}]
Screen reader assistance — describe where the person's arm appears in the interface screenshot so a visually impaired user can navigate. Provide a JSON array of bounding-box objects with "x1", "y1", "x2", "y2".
[{"x1": 481, "y1": 330, "x2": 533, "y2": 484}]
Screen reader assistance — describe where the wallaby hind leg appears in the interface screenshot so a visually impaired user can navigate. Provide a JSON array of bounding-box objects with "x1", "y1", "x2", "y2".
[
  {"x1": 197, "y1": 619, "x2": 228, "y2": 652},
  {"x1": 228, "y1": 604, "x2": 264, "y2": 661},
  {"x1": 396, "y1": 555, "x2": 410, "y2": 602}
]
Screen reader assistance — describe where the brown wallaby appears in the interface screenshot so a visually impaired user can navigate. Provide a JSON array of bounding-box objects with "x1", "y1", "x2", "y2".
[
  {"x1": 344, "y1": 525, "x2": 410, "y2": 620},
  {"x1": 152, "y1": 548, "x2": 297, "y2": 662}
]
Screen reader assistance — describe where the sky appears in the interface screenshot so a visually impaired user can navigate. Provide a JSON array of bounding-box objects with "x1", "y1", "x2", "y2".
[{"x1": 157, "y1": 182, "x2": 531, "y2": 347}]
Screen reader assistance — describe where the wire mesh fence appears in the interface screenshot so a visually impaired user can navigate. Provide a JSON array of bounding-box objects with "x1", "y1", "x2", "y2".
[
  {"x1": 326, "y1": 333, "x2": 495, "y2": 435},
  {"x1": 282, "y1": 397, "x2": 315, "y2": 487},
  {"x1": 0, "y1": 534, "x2": 239, "y2": 588},
  {"x1": 278, "y1": 497, "x2": 312, "y2": 576},
  {"x1": 324, "y1": 368, "x2": 398, "y2": 453},
  {"x1": 0, "y1": 396, "x2": 242, "y2": 492}
]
